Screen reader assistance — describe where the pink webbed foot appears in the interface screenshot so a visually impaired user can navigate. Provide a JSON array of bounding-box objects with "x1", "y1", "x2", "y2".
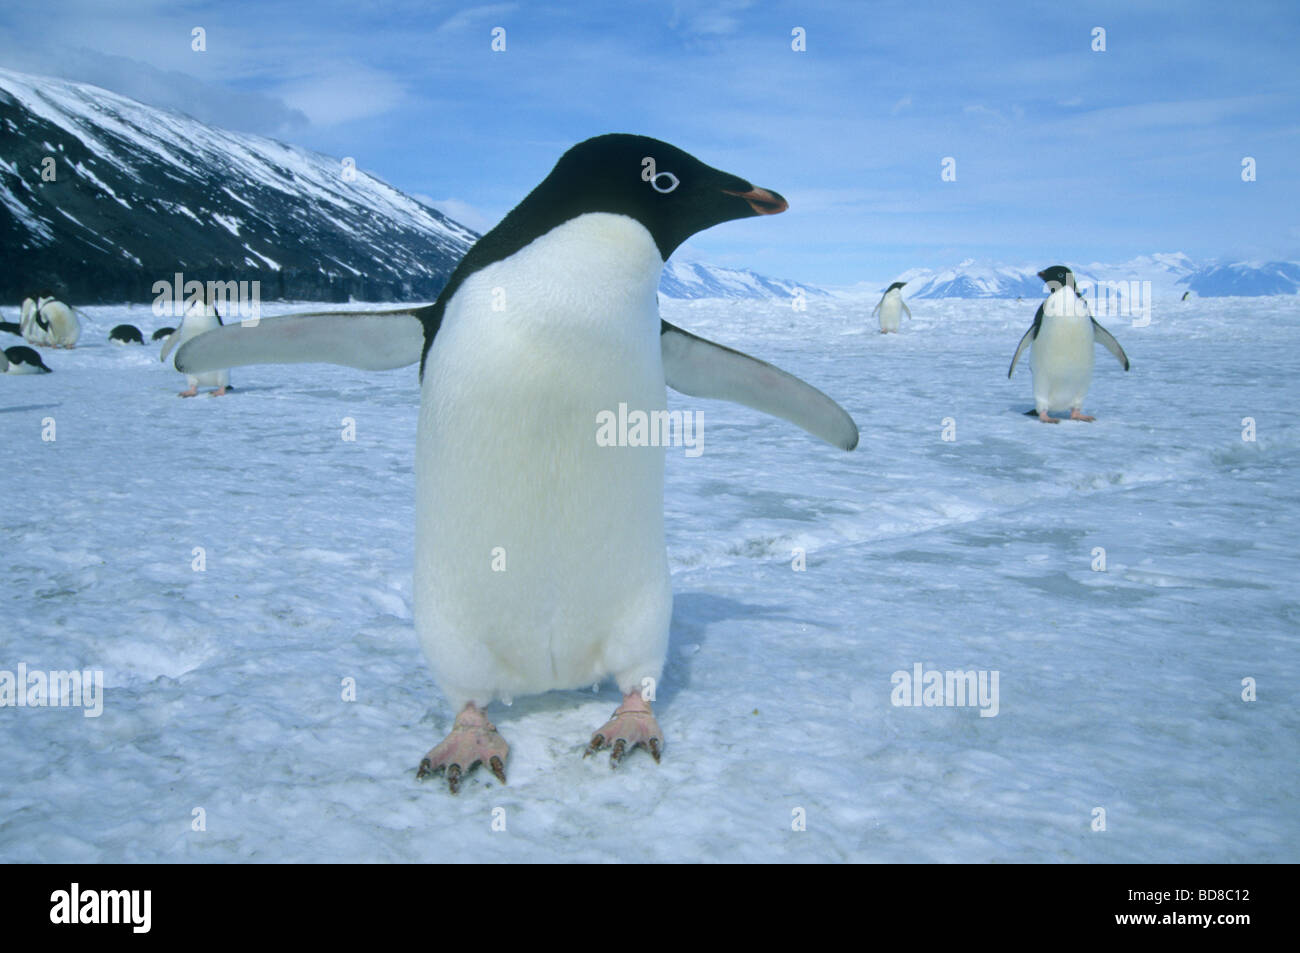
[
  {"x1": 1037, "y1": 410, "x2": 1060, "y2": 424},
  {"x1": 209, "y1": 386, "x2": 227, "y2": 397},
  {"x1": 1070, "y1": 408, "x2": 1095, "y2": 422},
  {"x1": 417, "y1": 702, "x2": 508, "y2": 793},
  {"x1": 585, "y1": 692, "x2": 664, "y2": 768},
  {"x1": 178, "y1": 388, "x2": 198, "y2": 398}
]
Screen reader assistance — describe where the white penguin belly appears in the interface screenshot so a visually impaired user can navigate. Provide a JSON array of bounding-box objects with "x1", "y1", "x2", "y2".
[
  {"x1": 174, "y1": 312, "x2": 229, "y2": 388},
  {"x1": 878, "y1": 295, "x2": 901, "y2": 332},
  {"x1": 1031, "y1": 314, "x2": 1094, "y2": 411},
  {"x1": 414, "y1": 214, "x2": 673, "y2": 708}
]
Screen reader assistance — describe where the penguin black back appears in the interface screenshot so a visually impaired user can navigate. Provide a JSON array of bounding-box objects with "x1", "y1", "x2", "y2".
[{"x1": 109, "y1": 324, "x2": 145, "y2": 345}]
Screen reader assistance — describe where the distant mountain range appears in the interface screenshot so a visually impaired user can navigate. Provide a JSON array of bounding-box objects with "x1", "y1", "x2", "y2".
[
  {"x1": 659, "y1": 260, "x2": 830, "y2": 300},
  {"x1": 868, "y1": 254, "x2": 1300, "y2": 300}
]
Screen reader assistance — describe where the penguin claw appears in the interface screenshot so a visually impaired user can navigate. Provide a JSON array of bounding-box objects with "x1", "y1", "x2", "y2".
[
  {"x1": 586, "y1": 692, "x2": 664, "y2": 769},
  {"x1": 416, "y1": 703, "x2": 509, "y2": 793}
]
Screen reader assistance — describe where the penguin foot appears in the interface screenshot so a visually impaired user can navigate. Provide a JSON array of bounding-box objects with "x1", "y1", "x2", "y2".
[
  {"x1": 1070, "y1": 409, "x2": 1095, "y2": 422},
  {"x1": 1037, "y1": 411, "x2": 1060, "y2": 424},
  {"x1": 178, "y1": 388, "x2": 198, "y2": 398},
  {"x1": 209, "y1": 387, "x2": 227, "y2": 397},
  {"x1": 585, "y1": 692, "x2": 663, "y2": 767},
  {"x1": 416, "y1": 702, "x2": 509, "y2": 793}
]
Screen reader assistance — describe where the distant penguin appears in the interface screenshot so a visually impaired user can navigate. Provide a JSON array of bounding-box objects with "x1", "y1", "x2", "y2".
[
  {"x1": 160, "y1": 296, "x2": 229, "y2": 396},
  {"x1": 174, "y1": 133, "x2": 859, "y2": 792},
  {"x1": 1007, "y1": 265, "x2": 1129, "y2": 423},
  {"x1": 4, "y1": 345, "x2": 53, "y2": 374},
  {"x1": 152, "y1": 327, "x2": 176, "y2": 341},
  {"x1": 872, "y1": 281, "x2": 911, "y2": 333},
  {"x1": 24, "y1": 293, "x2": 80, "y2": 348},
  {"x1": 1181, "y1": 291, "x2": 1190, "y2": 301},
  {"x1": 109, "y1": 324, "x2": 145, "y2": 345}
]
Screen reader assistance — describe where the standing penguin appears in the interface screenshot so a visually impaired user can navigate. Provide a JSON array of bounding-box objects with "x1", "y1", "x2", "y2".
[
  {"x1": 872, "y1": 281, "x2": 911, "y2": 333},
  {"x1": 160, "y1": 295, "x2": 230, "y2": 397},
  {"x1": 26, "y1": 294, "x2": 81, "y2": 348},
  {"x1": 1008, "y1": 265, "x2": 1129, "y2": 422},
  {"x1": 176, "y1": 134, "x2": 859, "y2": 792}
]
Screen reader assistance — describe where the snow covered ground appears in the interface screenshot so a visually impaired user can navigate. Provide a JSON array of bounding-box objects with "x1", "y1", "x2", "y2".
[{"x1": 2, "y1": 294, "x2": 1297, "y2": 863}]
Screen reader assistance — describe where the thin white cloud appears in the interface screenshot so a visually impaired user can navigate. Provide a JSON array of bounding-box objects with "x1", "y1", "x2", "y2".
[{"x1": 275, "y1": 64, "x2": 406, "y2": 126}]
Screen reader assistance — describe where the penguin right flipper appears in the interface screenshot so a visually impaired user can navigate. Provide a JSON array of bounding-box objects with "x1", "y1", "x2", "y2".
[
  {"x1": 174, "y1": 307, "x2": 428, "y2": 373},
  {"x1": 1007, "y1": 304, "x2": 1044, "y2": 378},
  {"x1": 1091, "y1": 319, "x2": 1130, "y2": 371},
  {"x1": 660, "y1": 321, "x2": 859, "y2": 451}
]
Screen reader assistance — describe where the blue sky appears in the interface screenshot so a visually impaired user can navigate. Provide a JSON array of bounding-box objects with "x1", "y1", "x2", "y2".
[{"x1": 2, "y1": 0, "x2": 1298, "y2": 286}]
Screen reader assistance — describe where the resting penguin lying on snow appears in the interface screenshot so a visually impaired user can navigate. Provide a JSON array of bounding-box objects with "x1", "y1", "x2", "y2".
[
  {"x1": 1008, "y1": 265, "x2": 1129, "y2": 423},
  {"x1": 109, "y1": 324, "x2": 145, "y2": 345},
  {"x1": 160, "y1": 297, "x2": 230, "y2": 397},
  {"x1": 4, "y1": 345, "x2": 53, "y2": 374},
  {"x1": 176, "y1": 134, "x2": 859, "y2": 792},
  {"x1": 152, "y1": 327, "x2": 176, "y2": 341}
]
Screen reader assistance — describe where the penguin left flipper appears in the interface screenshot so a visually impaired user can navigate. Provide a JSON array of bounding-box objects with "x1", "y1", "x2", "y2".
[
  {"x1": 1090, "y1": 318, "x2": 1130, "y2": 371},
  {"x1": 174, "y1": 307, "x2": 428, "y2": 373},
  {"x1": 660, "y1": 320, "x2": 859, "y2": 450},
  {"x1": 1007, "y1": 304, "x2": 1044, "y2": 378}
]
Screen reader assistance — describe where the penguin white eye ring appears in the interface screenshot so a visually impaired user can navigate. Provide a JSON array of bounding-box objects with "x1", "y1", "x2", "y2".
[{"x1": 650, "y1": 171, "x2": 679, "y2": 193}]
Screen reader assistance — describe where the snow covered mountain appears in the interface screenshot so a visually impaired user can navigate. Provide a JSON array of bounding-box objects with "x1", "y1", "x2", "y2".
[
  {"x1": 659, "y1": 259, "x2": 830, "y2": 300},
  {"x1": 865, "y1": 253, "x2": 1300, "y2": 300},
  {"x1": 1180, "y1": 260, "x2": 1300, "y2": 296},
  {"x1": 0, "y1": 67, "x2": 478, "y2": 303}
]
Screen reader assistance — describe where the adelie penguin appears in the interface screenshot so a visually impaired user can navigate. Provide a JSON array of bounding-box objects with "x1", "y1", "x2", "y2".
[
  {"x1": 21, "y1": 292, "x2": 80, "y2": 348},
  {"x1": 872, "y1": 281, "x2": 911, "y2": 333},
  {"x1": 1008, "y1": 265, "x2": 1129, "y2": 423},
  {"x1": 152, "y1": 327, "x2": 176, "y2": 341},
  {"x1": 161, "y1": 295, "x2": 230, "y2": 397},
  {"x1": 109, "y1": 324, "x2": 145, "y2": 345},
  {"x1": 177, "y1": 134, "x2": 859, "y2": 792},
  {"x1": 4, "y1": 345, "x2": 53, "y2": 374}
]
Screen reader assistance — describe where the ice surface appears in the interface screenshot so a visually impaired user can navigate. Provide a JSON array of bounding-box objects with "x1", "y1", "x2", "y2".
[{"x1": 1, "y1": 295, "x2": 1297, "y2": 862}]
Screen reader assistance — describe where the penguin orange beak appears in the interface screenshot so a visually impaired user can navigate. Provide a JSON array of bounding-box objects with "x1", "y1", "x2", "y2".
[{"x1": 724, "y1": 186, "x2": 788, "y2": 215}]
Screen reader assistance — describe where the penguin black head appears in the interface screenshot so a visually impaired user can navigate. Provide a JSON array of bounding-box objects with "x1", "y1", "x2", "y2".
[
  {"x1": 1037, "y1": 265, "x2": 1075, "y2": 292},
  {"x1": 507, "y1": 133, "x2": 787, "y2": 260},
  {"x1": 885, "y1": 281, "x2": 907, "y2": 292},
  {"x1": 417, "y1": 134, "x2": 788, "y2": 377}
]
